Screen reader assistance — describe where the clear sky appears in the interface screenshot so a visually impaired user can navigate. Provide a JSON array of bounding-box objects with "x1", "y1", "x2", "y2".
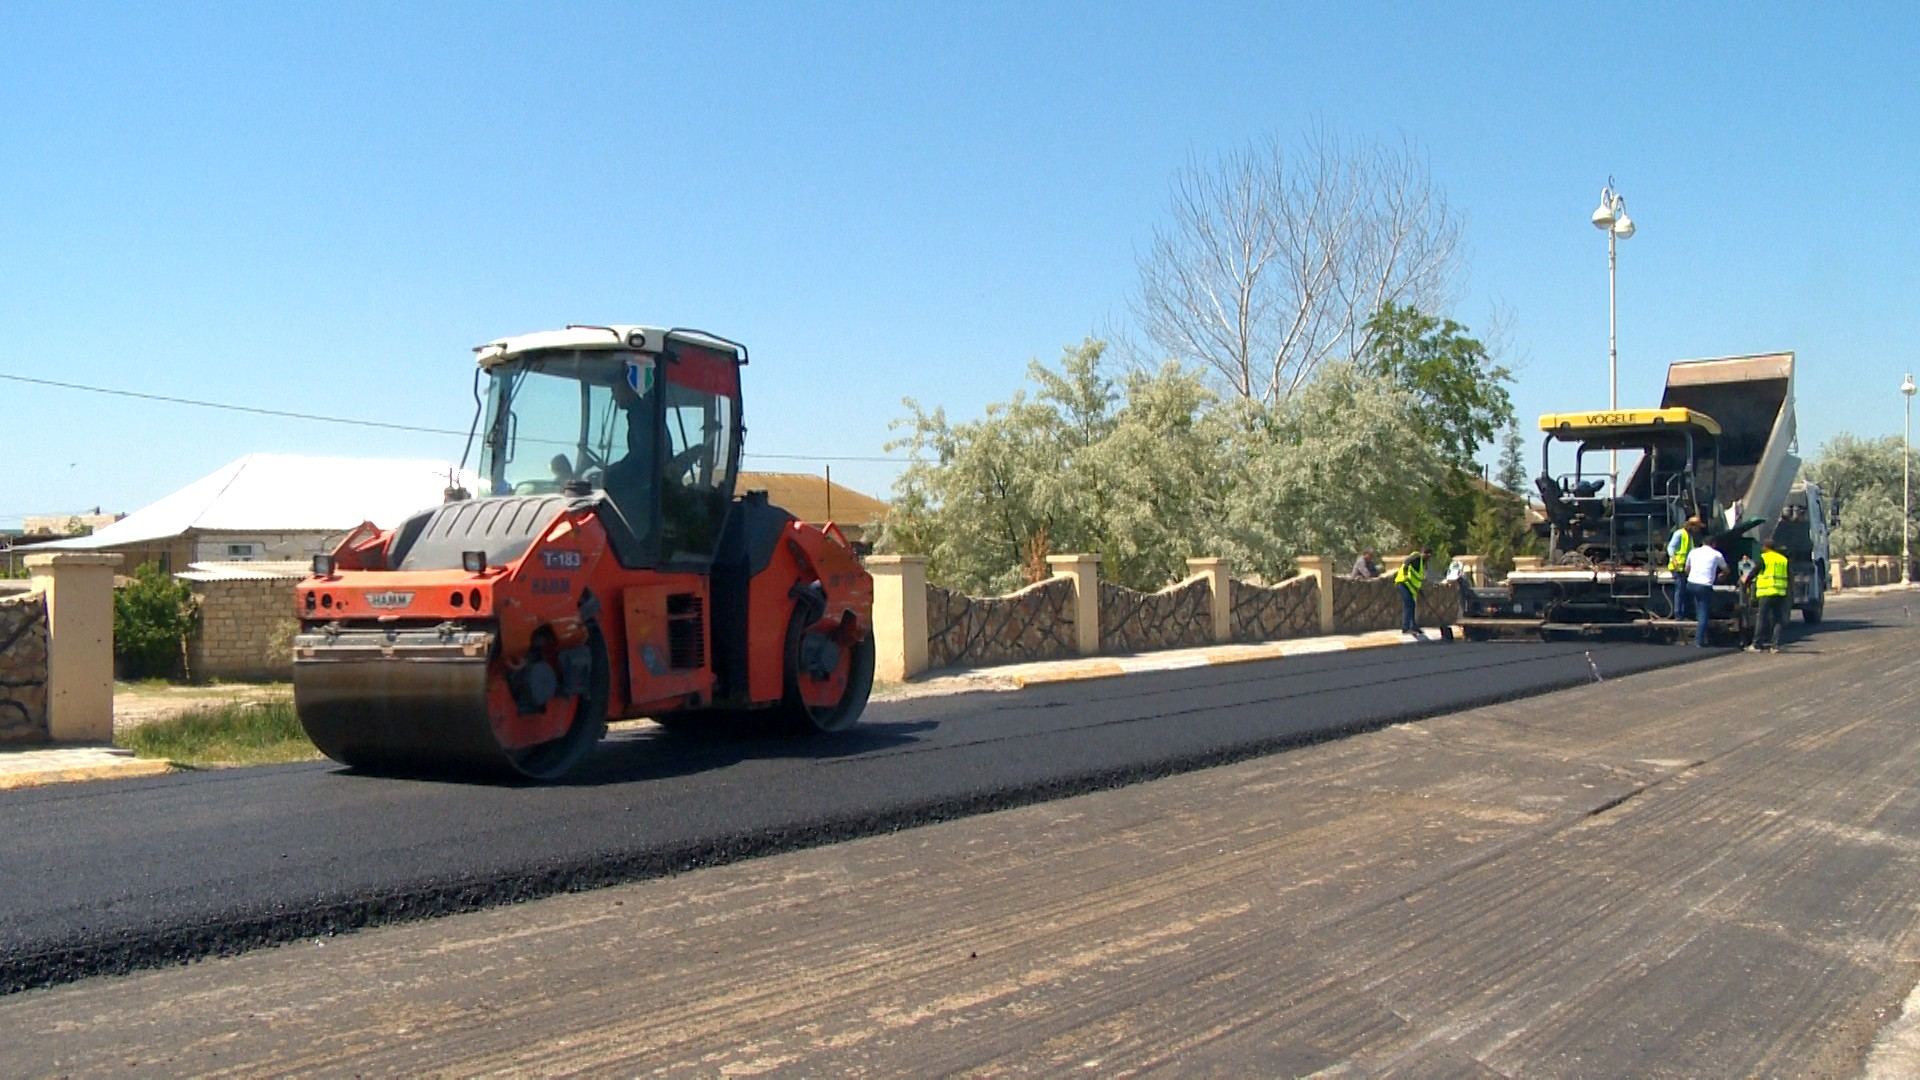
[{"x1": 3, "y1": 1, "x2": 1916, "y2": 528}]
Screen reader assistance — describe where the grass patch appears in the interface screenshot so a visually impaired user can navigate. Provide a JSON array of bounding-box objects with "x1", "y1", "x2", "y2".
[{"x1": 118, "y1": 700, "x2": 322, "y2": 767}]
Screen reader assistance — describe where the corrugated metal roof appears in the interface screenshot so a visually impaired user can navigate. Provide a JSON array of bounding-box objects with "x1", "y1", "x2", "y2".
[{"x1": 30, "y1": 454, "x2": 480, "y2": 552}]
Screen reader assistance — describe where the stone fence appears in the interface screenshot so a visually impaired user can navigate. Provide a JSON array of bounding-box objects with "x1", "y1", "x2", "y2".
[
  {"x1": 1831, "y1": 555, "x2": 1907, "y2": 590},
  {"x1": 0, "y1": 554, "x2": 121, "y2": 743},
  {"x1": 871, "y1": 553, "x2": 1475, "y2": 682},
  {"x1": 0, "y1": 589, "x2": 50, "y2": 743}
]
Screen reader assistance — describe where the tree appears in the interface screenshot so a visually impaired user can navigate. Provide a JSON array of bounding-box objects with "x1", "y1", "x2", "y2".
[
  {"x1": 1360, "y1": 302, "x2": 1514, "y2": 471},
  {"x1": 1356, "y1": 303, "x2": 1515, "y2": 555},
  {"x1": 1497, "y1": 422, "x2": 1529, "y2": 497},
  {"x1": 1200, "y1": 363, "x2": 1446, "y2": 581},
  {"x1": 881, "y1": 343, "x2": 1457, "y2": 593},
  {"x1": 1806, "y1": 434, "x2": 1917, "y2": 555},
  {"x1": 1131, "y1": 130, "x2": 1462, "y2": 407},
  {"x1": 881, "y1": 339, "x2": 1214, "y2": 593},
  {"x1": 61, "y1": 516, "x2": 93, "y2": 537}
]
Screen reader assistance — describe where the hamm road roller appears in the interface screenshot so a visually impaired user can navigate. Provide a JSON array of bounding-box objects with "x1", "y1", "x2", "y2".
[{"x1": 292, "y1": 324, "x2": 875, "y2": 780}]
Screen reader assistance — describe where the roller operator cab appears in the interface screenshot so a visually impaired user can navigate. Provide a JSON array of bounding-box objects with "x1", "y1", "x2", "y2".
[{"x1": 291, "y1": 325, "x2": 876, "y2": 780}]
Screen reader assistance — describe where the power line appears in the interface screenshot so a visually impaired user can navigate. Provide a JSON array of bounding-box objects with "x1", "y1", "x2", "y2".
[
  {"x1": 0, "y1": 372, "x2": 469, "y2": 437},
  {"x1": 0, "y1": 371, "x2": 910, "y2": 464}
]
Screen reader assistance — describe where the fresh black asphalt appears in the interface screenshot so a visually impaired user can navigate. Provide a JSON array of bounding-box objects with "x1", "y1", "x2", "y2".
[{"x1": 0, "y1": 638, "x2": 1718, "y2": 994}]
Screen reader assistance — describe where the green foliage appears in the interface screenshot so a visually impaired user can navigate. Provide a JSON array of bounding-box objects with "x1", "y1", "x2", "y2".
[
  {"x1": 1497, "y1": 422, "x2": 1529, "y2": 497},
  {"x1": 118, "y1": 699, "x2": 317, "y2": 766},
  {"x1": 1204, "y1": 364, "x2": 1446, "y2": 581},
  {"x1": 881, "y1": 340, "x2": 1223, "y2": 592},
  {"x1": 880, "y1": 341, "x2": 1450, "y2": 592},
  {"x1": 1806, "y1": 433, "x2": 1918, "y2": 555},
  {"x1": 884, "y1": 308, "x2": 1516, "y2": 593},
  {"x1": 1464, "y1": 482, "x2": 1531, "y2": 579},
  {"x1": 62, "y1": 516, "x2": 94, "y2": 537},
  {"x1": 114, "y1": 563, "x2": 196, "y2": 680},
  {"x1": 1361, "y1": 302, "x2": 1515, "y2": 470}
]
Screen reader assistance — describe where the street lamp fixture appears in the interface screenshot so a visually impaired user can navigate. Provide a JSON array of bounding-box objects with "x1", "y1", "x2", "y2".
[
  {"x1": 1903, "y1": 372, "x2": 1915, "y2": 585},
  {"x1": 1593, "y1": 178, "x2": 1636, "y2": 488}
]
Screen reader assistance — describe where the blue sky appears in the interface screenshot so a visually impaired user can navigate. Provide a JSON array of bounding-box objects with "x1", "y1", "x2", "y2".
[{"x1": 3, "y1": 1, "x2": 1916, "y2": 527}]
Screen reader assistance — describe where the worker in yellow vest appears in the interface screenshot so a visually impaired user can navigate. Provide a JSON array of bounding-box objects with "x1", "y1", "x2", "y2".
[
  {"x1": 1746, "y1": 537, "x2": 1793, "y2": 653},
  {"x1": 1667, "y1": 517, "x2": 1702, "y2": 621},
  {"x1": 1395, "y1": 546, "x2": 1434, "y2": 639}
]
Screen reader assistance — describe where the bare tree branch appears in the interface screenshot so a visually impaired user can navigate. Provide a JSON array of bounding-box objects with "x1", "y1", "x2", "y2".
[{"x1": 1132, "y1": 131, "x2": 1462, "y2": 405}]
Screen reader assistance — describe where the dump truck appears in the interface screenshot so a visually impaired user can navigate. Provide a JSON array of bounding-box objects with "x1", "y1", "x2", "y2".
[
  {"x1": 291, "y1": 325, "x2": 876, "y2": 780},
  {"x1": 1461, "y1": 351, "x2": 1827, "y2": 641}
]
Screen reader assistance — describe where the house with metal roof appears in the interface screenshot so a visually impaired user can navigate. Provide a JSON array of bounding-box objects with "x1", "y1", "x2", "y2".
[
  {"x1": 20, "y1": 456, "x2": 888, "y2": 573},
  {"x1": 24, "y1": 454, "x2": 479, "y2": 572}
]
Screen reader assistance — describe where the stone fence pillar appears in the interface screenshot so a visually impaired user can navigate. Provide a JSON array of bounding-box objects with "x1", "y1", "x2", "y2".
[
  {"x1": 1046, "y1": 554, "x2": 1102, "y2": 656},
  {"x1": 1454, "y1": 554, "x2": 1484, "y2": 583},
  {"x1": 1185, "y1": 557, "x2": 1232, "y2": 644},
  {"x1": 1294, "y1": 555, "x2": 1336, "y2": 635},
  {"x1": 1511, "y1": 556, "x2": 1544, "y2": 575},
  {"x1": 25, "y1": 552, "x2": 121, "y2": 743},
  {"x1": 866, "y1": 555, "x2": 928, "y2": 683}
]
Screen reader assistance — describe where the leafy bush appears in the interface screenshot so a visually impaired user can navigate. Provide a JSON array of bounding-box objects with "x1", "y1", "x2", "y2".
[{"x1": 114, "y1": 563, "x2": 196, "y2": 680}]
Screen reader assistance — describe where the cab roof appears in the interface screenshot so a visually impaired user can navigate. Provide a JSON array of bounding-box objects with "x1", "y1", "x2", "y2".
[
  {"x1": 1538, "y1": 407, "x2": 1722, "y2": 439},
  {"x1": 473, "y1": 324, "x2": 743, "y2": 369}
]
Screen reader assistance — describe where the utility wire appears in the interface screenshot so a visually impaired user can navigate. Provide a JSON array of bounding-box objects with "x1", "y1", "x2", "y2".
[
  {"x1": 0, "y1": 371, "x2": 909, "y2": 464},
  {"x1": 0, "y1": 372, "x2": 467, "y2": 437}
]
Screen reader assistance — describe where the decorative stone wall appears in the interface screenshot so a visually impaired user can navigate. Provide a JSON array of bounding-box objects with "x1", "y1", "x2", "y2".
[
  {"x1": 0, "y1": 590, "x2": 50, "y2": 743},
  {"x1": 1834, "y1": 556, "x2": 1897, "y2": 589},
  {"x1": 926, "y1": 576, "x2": 1077, "y2": 670},
  {"x1": 1421, "y1": 581, "x2": 1462, "y2": 626},
  {"x1": 1099, "y1": 575, "x2": 1214, "y2": 654},
  {"x1": 187, "y1": 578, "x2": 300, "y2": 682},
  {"x1": 1230, "y1": 574, "x2": 1320, "y2": 642},
  {"x1": 1333, "y1": 577, "x2": 1461, "y2": 632}
]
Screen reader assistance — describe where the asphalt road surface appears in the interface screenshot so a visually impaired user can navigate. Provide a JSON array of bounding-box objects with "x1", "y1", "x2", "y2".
[
  {"x1": 0, "y1": 629, "x2": 1732, "y2": 995},
  {"x1": 4, "y1": 592, "x2": 1915, "y2": 1077}
]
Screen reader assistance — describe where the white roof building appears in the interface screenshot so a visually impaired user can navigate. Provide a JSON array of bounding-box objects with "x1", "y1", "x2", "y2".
[{"x1": 30, "y1": 454, "x2": 479, "y2": 571}]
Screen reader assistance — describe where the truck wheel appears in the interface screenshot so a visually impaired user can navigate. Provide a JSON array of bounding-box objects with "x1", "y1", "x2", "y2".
[
  {"x1": 778, "y1": 605, "x2": 875, "y2": 734},
  {"x1": 1801, "y1": 572, "x2": 1825, "y2": 624}
]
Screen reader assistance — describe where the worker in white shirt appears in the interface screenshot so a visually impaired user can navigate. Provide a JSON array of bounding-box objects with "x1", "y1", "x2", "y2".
[{"x1": 1682, "y1": 538, "x2": 1729, "y2": 647}]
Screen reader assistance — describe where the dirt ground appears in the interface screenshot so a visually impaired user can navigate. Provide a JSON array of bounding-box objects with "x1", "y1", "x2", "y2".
[{"x1": 112, "y1": 681, "x2": 291, "y2": 733}]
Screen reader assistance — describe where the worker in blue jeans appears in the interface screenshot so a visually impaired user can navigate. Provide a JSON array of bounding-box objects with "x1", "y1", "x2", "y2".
[
  {"x1": 1682, "y1": 538, "x2": 1728, "y2": 646},
  {"x1": 1395, "y1": 546, "x2": 1433, "y2": 639},
  {"x1": 1668, "y1": 517, "x2": 1702, "y2": 621}
]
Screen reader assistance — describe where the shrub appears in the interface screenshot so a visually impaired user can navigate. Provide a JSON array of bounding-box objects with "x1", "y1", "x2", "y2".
[{"x1": 114, "y1": 563, "x2": 196, "y2": 679}]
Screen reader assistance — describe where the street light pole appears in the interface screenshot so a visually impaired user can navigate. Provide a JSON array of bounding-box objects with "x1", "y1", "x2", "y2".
[
  {"x1": 1591, "y1": 180, "x2": 1635, "y2": 490},
  {"x1": 1609, "y1": 222, "x2": 1617, "y2": 416},
  {"x1": 1903, "y1": 372, "x2": 1915, "y2": 585}
]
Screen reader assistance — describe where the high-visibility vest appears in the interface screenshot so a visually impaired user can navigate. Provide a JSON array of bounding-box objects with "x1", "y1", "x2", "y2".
[
  {"x1": 1668, "y1": 527, "x2": 1693, "y2": 572},
  {"x1": 1394, "y1": 554, "x2": 1425, "y2": 595},
  {"x1": 1755, "y1": 549, "x2": 1791, "y2": 598}
]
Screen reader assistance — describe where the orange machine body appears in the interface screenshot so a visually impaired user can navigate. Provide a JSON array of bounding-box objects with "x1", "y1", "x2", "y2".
[{"x1": 299, "y1": 499, "x2": 871, "y2": 746}]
